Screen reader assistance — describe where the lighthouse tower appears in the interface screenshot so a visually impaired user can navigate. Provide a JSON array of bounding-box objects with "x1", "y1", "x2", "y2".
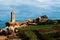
[{"x1": 11, "y1": 10, "x2": 15, "y2": 22}]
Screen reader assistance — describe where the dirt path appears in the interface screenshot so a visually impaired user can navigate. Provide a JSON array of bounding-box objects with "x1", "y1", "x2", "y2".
[
  {"x1": 0, "y1": 36, "x2": 7, "y2": 40},
  {"x1": 0, "y1": 35, "x2": 21, "y2": 40}
]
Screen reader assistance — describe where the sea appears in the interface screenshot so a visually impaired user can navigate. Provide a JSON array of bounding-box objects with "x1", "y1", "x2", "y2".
[{"x1": 0, "y1": 21, "x2": 6, "y2": 29}]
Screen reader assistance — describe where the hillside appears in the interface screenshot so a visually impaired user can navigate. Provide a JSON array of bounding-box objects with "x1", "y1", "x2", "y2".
[{"x1": 16, "y1": 24, "x2": 60, "y2": 40}]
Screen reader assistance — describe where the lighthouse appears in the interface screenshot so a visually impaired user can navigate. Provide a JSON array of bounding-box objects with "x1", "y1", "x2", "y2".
[
  {"x1": 5, "y1": 10, "x2": 27, "y2": 29},
  {"x1": 11, "y1": 10, "x2": 15, "y2": 22}
]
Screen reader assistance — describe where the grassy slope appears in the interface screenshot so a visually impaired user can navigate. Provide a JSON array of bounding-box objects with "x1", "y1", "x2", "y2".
[{"x1": 17, "y1": 24, "x2": 60, "y2": 40}]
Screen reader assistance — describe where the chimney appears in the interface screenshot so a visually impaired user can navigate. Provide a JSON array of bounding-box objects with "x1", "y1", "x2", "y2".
[{"x1": 11, "y1": 10, "x2": 15, "y2": 22}]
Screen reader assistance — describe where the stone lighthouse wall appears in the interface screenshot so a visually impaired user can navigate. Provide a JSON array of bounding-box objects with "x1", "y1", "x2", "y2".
[{"x1": 11, "y1": 10, "x2": 15, "y2": 22}]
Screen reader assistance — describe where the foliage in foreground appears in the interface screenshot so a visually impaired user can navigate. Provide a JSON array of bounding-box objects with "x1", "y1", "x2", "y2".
[{"x1": 17, "y1": 27, "x2": 38, "y2": 40}]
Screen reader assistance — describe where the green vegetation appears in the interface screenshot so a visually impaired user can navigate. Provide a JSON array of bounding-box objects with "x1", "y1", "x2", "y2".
[
  {"x1": 16, "y1": 24, "x2": 60, "y2": 40},
  {"x1": 17, "y1": 27, "x2": 38, "y2": 40}
]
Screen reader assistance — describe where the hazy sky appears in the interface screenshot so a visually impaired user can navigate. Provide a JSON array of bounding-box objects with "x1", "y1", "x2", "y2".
[{"x1": 0, "y1": 0, "x2": 60, "y2": 21}]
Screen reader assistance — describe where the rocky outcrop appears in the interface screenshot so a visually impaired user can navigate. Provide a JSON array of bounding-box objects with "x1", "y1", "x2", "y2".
[{"x1": 35, "y1": 15, "x2": 48, "y2": 23}]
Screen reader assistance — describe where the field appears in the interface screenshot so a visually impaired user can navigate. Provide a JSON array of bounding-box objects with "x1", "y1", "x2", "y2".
[{"x1": 17, "y1": 24, "x2": 60, "y2": 40}]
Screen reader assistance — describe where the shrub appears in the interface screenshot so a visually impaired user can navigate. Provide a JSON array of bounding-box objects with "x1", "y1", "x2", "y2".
[{"x1": 17, "y1": 27, "x2": 38, "y2": 40}]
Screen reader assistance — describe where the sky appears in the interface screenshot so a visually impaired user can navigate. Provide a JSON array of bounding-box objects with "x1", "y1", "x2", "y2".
[{"x1": 0, "y1": 0, "x2": 60, "y2": 22}]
